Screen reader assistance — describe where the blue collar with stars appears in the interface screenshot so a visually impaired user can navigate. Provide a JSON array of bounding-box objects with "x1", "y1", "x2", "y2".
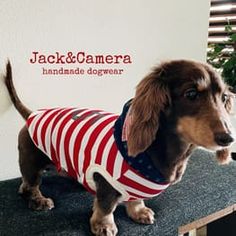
[{"x1": 113, "y1": 100, "x2": 168, "y2": 184}]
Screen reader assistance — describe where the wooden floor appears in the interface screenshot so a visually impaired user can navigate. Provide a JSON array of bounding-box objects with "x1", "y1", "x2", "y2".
[
  {"x1": 179, "y1": 204, "x2": 236, "y2": 236},
  {"x1": 182, "y1": 227, "x2": 206, "y2": 236}
]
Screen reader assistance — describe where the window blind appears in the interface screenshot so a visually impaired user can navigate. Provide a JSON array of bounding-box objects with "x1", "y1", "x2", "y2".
[{"x1": 209, "y1": 0, "x2": 236, "y2": 49}]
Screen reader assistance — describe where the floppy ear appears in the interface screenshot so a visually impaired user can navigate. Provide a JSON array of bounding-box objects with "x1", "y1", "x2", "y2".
[{"x1": 127, "y1": 67, "x2": 170, "y2": 157}]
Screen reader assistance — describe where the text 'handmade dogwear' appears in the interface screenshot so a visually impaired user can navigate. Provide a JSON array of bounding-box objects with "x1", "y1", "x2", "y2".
[{"x1": 26, "y1": 103, "x2": 169, "y2": 201}]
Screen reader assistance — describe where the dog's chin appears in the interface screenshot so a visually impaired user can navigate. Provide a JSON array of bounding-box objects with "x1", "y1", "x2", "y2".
[{"x1": 199, "y1": 143, "x2": 232, "y2": 152}]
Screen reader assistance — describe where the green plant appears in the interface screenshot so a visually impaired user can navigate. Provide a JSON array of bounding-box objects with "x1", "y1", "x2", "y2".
[{"x1": 207, "y1": 22, "x2": 236, "y2": 90}]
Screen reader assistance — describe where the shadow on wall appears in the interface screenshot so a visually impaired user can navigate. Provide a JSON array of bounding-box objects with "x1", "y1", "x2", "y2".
[{"x1": 0, "y1": 73, "x2": 11, "y2": 115}]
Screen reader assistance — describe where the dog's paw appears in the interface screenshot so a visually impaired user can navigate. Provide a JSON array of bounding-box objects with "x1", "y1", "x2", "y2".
[
  {"x1": 28, "y1": 197, "x2": 55, "y2": 211},
  {"x1": 128, "y1": 206, "x2": 155, "y2": 225},
  {"x1": 91, "y1": 223, "x2": 118, "y2": 236},
  {"x1": 91, "y1": 221, "x2": 118, "y2": 236}
]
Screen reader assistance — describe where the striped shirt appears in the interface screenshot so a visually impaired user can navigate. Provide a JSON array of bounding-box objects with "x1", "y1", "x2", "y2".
[{"x1": 26, "y1": 107, "x2": 169, "y2": 201}]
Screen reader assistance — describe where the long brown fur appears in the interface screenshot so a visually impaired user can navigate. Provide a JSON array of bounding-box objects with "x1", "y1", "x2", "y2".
[{"x1": 127, "y1": 66, "x2": 170, "y2": 156}]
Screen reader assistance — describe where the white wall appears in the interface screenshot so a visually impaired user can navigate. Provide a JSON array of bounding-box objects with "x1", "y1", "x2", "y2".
[{"x1": 0, "y1": 0, "x2": 210, "y2": 180}]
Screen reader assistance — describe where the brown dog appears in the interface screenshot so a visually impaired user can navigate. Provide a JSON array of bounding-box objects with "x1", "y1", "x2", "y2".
[{"x1": 4, "y1": 60, "x2": 235, "y2": 236}]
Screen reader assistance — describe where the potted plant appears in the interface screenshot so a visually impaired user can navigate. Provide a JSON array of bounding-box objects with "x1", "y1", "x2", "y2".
[
  {"x1": 208, "y1": 22, "x2": 236, "y2": 156},
  {"x1": 207, "y1": 22, "x2": 236, "y2": 91}
]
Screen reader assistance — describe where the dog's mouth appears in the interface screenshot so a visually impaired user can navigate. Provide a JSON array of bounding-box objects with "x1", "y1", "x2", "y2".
[{"x1": 202, "y1": 144, "x2": 232, "y2": 152}]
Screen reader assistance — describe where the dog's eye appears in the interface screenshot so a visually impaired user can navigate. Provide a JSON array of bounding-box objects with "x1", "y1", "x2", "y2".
[
  {"x1": 222, "y1": 93, "x2": 229, "y2": 103},
  {"x1": 184, "y1": 88, "x2": 199, "y2": 100}
]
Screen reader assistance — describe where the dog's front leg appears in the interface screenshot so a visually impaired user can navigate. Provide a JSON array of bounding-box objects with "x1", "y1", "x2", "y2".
[
  {"x1": 90, "y1": 198, "x2": 118, "y2": 236},
  {"x1": 90, "y1": 173, "x2": 121, "y2": 236},
  {"x1": 125, "y1": 200, "x2": 155, "y2": 224}
]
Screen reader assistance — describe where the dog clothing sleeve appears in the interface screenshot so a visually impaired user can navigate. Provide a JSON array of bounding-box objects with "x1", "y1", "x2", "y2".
[{"x1": 26, "y1": 107, "x2": 169, "y2": 201}]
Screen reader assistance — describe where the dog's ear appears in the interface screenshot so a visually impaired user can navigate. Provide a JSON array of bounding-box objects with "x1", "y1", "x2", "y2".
[{"x1": 127, "y1": 66, "x2": 170, "y2": 157}]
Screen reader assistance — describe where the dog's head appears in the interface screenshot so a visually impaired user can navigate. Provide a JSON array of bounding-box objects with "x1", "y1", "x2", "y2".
[{"x1": 127, "y1": 60, "x2": 235, "y2": 157}]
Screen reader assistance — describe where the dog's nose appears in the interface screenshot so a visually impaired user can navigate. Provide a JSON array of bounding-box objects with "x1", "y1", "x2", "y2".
[{"x1": 214, "y1": 132, "x2": 234, "y2": 146}]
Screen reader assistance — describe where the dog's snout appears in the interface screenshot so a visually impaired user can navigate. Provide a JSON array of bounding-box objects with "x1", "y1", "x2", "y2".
[{"x1": 214, "y1": 132, "x2": 234, "y2": 147}]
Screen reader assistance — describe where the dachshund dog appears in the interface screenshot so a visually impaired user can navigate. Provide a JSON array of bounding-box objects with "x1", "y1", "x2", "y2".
[{"x1": 4, "y1": 60, "x2": 235, "y2": 236}]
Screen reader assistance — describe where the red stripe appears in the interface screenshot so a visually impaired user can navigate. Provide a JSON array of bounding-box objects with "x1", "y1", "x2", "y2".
[
  {"x1": 127, "y1": 165, "x2": 169, "y2": 186},
  {"x1": 83, "y1": 116, "x2": 118, "y2": 174},
  {"x1": 32, "y1": 109, "x2": 54, "y2": 145},
  {"x1": 63, "y1": 110, "x2": 92, "y2": 179},
  {"x1": 26, "y1": 114, "x2": 37, "y2": 127},
  {"x1": 40, "y1": 108, "x2": 64, "y2": 152},
  {"x1": 106, "y1": 141, "x2": 118, "y2": 176},
  {"x1": 73, "y1": 114, "x2": 108, "y2": 174},
  {"x1": 50, "y1": 108, "x2": 74, "y2": 169},
  {"x1": 48, "y1": 108, "x2": 75, "y2": 169},
  {"x1": 76, "y1": 110, "x2": 102, "y2": 121},
  {"x1": 95, "y1": 128, "x2": 114, "y2": 165},
  {"x1": 50, "y1": 108, "x2": 74, "y2": 134},
  {"x1": 118, "y1": 175, "x2": 162, "y2": 195},
  {"x1": 126, "y1": 191, "x2": 149, "y2": 200},
  {"x1": 83, "y1": 178, "x2": 96, "y2": 195},
  {"x1": 55, "y1": 109, "x2": 83, "y2": 162},
  {"x1": 121, "y1": 160, "x2": 129, "y2": 174},
  {"x1": 50, "y1": 143, "x2": 61, "y2": 171}
]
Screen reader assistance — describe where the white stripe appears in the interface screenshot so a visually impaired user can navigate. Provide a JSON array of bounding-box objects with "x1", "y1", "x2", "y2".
[
  {"x1": 90, "y1": 119, "x2": 116, "y2": 165},
  {"x1": 68, "y1": 111, "x2": 108, "y2": 174},
  {"x1": 36, "y1": 109, "x2": 61, "y2": 151},
  {"x1": 51, "y1": 108, "x2": 80, "y2": 151},
  {"x1": 85, "y1": 164, "x2": 130, "y2": 201},
  {"x1": 69, "y1": 113, "x2": 97, "y2": 171},
  {"x1": 120, "y1": 184, "x2": 161, "y2": 199},
  {"x1": 52, "y1": 108, "x2": 89, "y2": 170},
  {"x1": 44, "y1": 109, "x2": 66, "y2": 155},
  {"x1": 79, "y1": 174, "x2": 84, "y2": 184},
  {"x1": 100, "y1": 133, "x2": 115, "y2": 169},
  {"x1": 59, "y1": 114, "x2": 82, "y2": 174},
  {"x1": 124, "y1": 170, "x2": 169, "y2": 190},
  {"x1": 28, "y1": 110, "x2": 46, "y2": 138},
  {"x1": 78, "y1": 114, "x2": 115, "y2": 176},
  {"x1": 58, "y1": 109, "x2": 100, "y2": 175},
  {"x1": 112, "y1": 151, "x2": 123, "y2": 179}
]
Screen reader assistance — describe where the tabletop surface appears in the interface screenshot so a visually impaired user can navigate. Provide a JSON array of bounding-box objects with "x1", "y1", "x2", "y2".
[{"x1": 1, "y1": 149, "x2": 236, "y2": 236}]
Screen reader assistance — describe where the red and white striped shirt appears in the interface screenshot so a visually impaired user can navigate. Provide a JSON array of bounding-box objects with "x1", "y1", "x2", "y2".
[{"x1": 26, "y1": 107, "x2": 169, "y2": 201}]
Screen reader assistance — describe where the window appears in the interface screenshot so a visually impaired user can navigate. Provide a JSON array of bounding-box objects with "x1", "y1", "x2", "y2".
[
  {"x1": 209, "y1": 0, "x2": 236, "y2": 45},
  {"x1": 207, "y1": 0, "x2": 236, "y2": 89}
]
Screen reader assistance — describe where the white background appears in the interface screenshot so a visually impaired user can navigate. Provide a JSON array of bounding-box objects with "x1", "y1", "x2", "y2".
[{"x1": 0, "y1": 0, "x2": 210, "y2": 180}]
